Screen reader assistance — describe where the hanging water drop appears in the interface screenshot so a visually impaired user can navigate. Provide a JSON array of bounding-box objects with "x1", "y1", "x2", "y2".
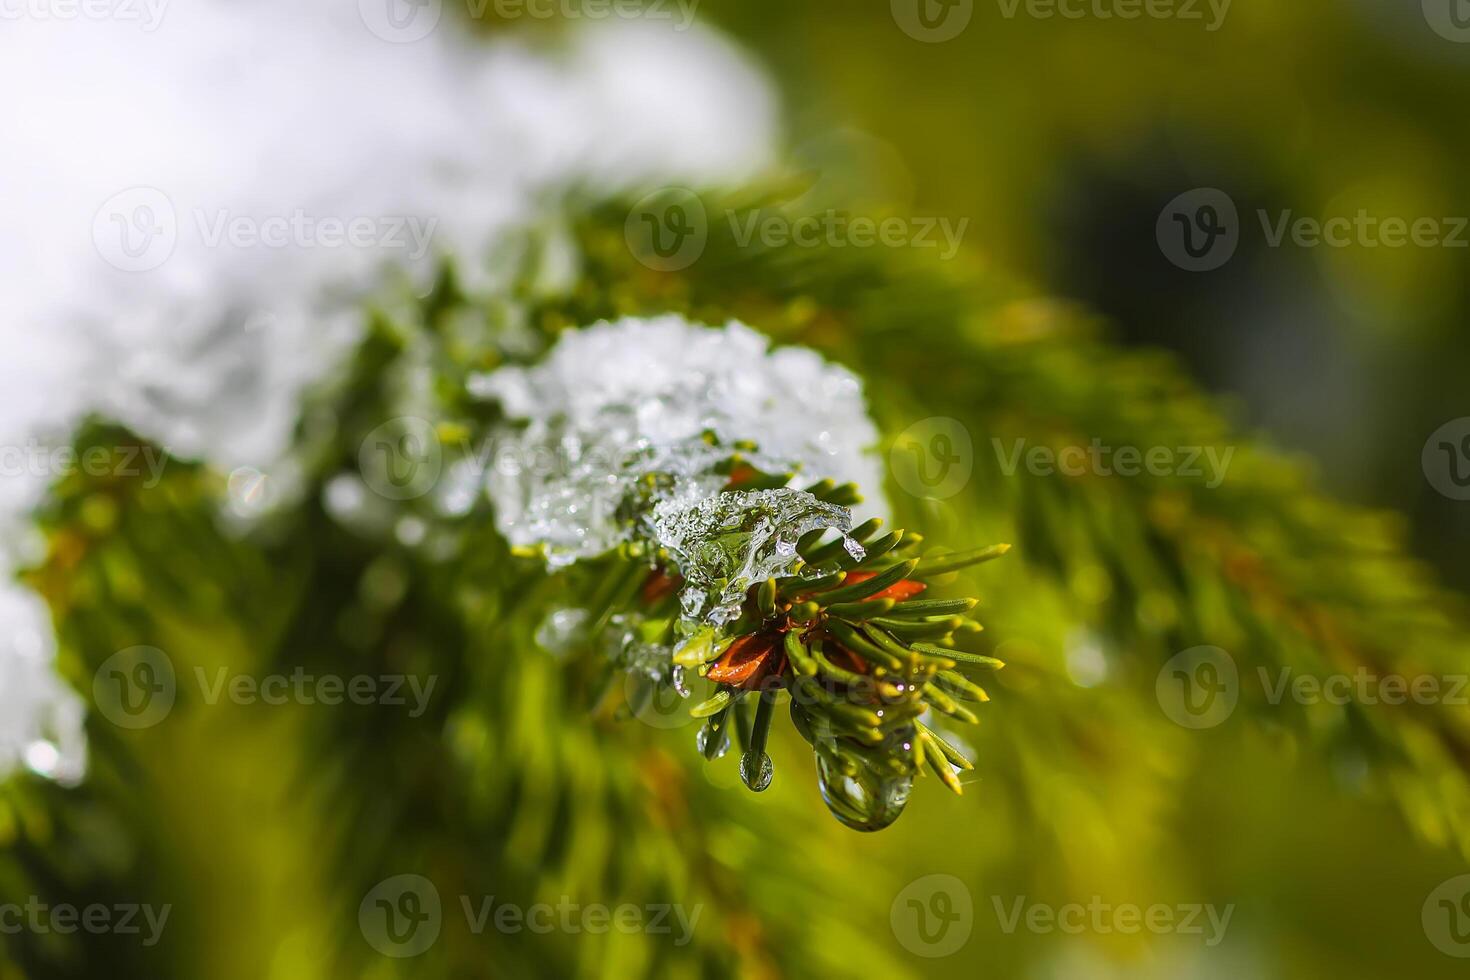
[
  {"x1": 697, "y1": 721, "x2": 731, "y2": 760},
  {"x1": 740, "y1": 751, "x2": 774, "y2": 791},
  {"x1": 814, "y1": 728, "x2": 917, "y2": 832}
]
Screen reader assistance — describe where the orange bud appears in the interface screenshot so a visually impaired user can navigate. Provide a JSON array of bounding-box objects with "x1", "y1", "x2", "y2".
[
  {"x1": 842, "y1": 570, "x2": 927, "y2": 601},
  {"x1": 707, "y1": 632, "x2": 786, "y2": 690}
]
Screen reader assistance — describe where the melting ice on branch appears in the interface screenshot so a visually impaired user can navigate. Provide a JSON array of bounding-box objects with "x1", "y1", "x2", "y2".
[{"x1": 478, "y1": 315, "x2": 885, "y2": 622}]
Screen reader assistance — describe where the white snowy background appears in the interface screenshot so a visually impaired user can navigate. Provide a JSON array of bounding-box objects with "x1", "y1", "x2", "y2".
[{"x1": 0, "y1": 1, "x2": 781, "y2": 783}]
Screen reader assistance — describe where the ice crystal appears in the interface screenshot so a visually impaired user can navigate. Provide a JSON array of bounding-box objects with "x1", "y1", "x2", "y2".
[
  {"x1": 651, "y1": 489, "x2": 853, "y2": 624},
  {"x1": 481, "y1": 316, "x2": 880, "y2": 496},
  {"x1": 603, "y1": 613, "x2": 677, "y2": 684},
  {"x1": 480, "y1": 316, "x2": 884, "y2": 588}
]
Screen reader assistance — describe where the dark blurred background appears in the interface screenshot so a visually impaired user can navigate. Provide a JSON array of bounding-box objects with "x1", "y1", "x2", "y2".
[{"x1": 700, "y1": 0, "x2": 1470, "y2": 589}]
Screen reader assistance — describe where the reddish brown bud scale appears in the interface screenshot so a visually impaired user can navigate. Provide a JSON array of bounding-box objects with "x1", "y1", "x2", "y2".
[
  {"x1": 726, "y1": 463, "x2": 760, "y2": 487},
  {"x1": 707, "y1": 631, "x2": 787, "y2": 690},
  {"x1": 641, "y1": 570, "x2": 682, "y2": 605},
  {"x1": 824, "y1": 643, "x2": 870, "y2": 675},
  {"x1": 841, "y1": 570, "x2": 927, "y2": 601}
]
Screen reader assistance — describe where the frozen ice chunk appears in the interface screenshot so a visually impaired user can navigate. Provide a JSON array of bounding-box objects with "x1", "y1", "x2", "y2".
[
  {"x1": 651, "y1": 488, "x2": 853, "y2": 625},
  {"x1": 479, "y1": 315, "x2": 885, "y2": 577},
  {"x1": 479, "y1": 316, "x2": 880, "y2": 493},
  {"x1": 485, "y1": 416, "x2": 733, "y2": 567}
]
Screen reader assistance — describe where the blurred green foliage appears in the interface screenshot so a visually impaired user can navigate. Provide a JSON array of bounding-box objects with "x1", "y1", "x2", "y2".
[
  {"x1": 7, "y1": 7, "x2": 1470, "y2": 979},
  {"x1": 699, "y1": 0, "x2": 1470, "y2": 590}
]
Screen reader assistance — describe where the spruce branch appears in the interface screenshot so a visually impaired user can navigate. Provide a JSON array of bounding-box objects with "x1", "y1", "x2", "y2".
[{"x1": 535, "y1": 190, "x2": 1470, "y2": 874}]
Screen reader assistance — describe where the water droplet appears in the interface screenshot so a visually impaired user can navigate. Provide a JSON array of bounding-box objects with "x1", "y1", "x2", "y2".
[
  {"x1": 740, "y1": 751, "x2": 774, "y2": 792},
  {"x1": 696, "y1": 722, "x2": 730, "y2": 760},
  {"x1": 654, "y1": 487, "x2": 853, "y2": 626},
  {"x1": 815, "y1": 734, "x2": 915, "y2": 831},
  {"x1": 534, "y1": 607, "x2": 590, "y2": 658},
  {"x1": 228, "y1": 466, "x2": 276, "y2": 517}
]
